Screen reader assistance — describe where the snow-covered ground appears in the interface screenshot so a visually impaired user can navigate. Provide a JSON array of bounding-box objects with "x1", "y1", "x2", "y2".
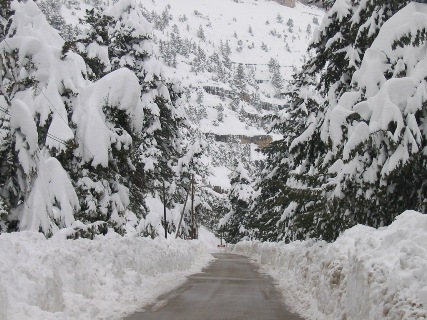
[
  {"x1": 228, "y1": 211, "x2": 427, "y2": 320},
  {"x1": 0, "y1": 231, "x2": 216, "y2": 320}
]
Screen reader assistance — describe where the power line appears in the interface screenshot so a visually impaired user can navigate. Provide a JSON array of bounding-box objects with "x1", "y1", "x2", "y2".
[
  {"x1": 0, "y1": 106, "x2": 9, "y2": 115},
  {"x1": 46, "y1": 132, "x2": 68, "y2": 145}
]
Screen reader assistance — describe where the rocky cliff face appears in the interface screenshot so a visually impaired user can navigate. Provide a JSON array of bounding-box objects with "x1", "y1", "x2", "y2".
[
  {"x1": 213, "y1": 134, "x2": 273, "y2": 148},
  {"x1": 274, "y1": 0, "x2": 296, "y2": 8}
]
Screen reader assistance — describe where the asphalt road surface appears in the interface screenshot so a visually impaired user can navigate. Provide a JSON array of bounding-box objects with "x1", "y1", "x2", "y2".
[{"x1": 124, "y1": 253, "x2": 303, "y2": 320}]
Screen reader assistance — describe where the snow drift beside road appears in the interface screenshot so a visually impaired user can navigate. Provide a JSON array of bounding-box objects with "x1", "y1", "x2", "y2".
[
  {"x1": 229, "y1": 211, "x2": 427, "y2": 320},
  {"x1": 0, "y1": 232, "x2": 212, "y2": 320}
]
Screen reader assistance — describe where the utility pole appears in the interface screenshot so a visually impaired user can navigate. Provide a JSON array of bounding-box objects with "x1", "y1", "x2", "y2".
[
  {"x1": 175, "y1": 187, "x2": 190, "y2": 239},
  {"x1": 163, "y1": 180, "x2": 167, "y2": 239},
  {"x1": 191, "y1": 174, "x2": 195, "y2": 239}
]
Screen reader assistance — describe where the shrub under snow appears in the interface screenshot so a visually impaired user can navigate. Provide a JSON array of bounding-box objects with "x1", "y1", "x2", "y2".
[
  {"x1": 229, "y1": 211, "x2": 427, "y2": 320},
  {"x1": 0, "y1": 232, "x2": 212, "y2": 320}
]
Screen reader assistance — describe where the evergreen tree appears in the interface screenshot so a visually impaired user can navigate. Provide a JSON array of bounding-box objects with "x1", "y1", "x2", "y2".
[
  {"x1": 221, "y1": 40, "x2": 232, "y2": 69},
  {"x1": 251, "y1": 92, "x2": 262, "y2": 112},
  {"x1": 306, "y1": 24, "x2": 312, "y2": 36},
  {"x1": 268, "y1": 58, "x2": 283, "y2": 97},
  {"x1": 191, "y1": 45, "x2": 207, "y2": 74},
  {"x1": 0, "y1": 0, "x2": 13, "y2": 42},
  {"x1": 104, "y1": 0, "x2": 187, "y2": 234},
  {"x1": 74, "y1": 8, "x2": 112, "y2": 81},
  {"x1": 196, "y1": 89, "x2": 204, "y2": 105},
  {"x1": 221, "y1": 163, "x2": 253, "y2": 243},
  {"x1": 232, "y1": 63, "x2": 246, "y2": 99},
  {"x1": 38, "y1": 0, "x2": 79, "y2": 40},
  {"x1": 247, "y1": 66, "x2": 258, "y2": 89},
  {"x1": 196, "y1": 25, "x2": 205, "y2": 41},
  {"x1": 323, "y1": 2, "x2": 427, "y2": 232},
  {"x1": 216, "y1": 103, "x2": 224, "y2": 122},
  {"x1": 261, "y1": 42, "x2": 268, "y2": 52},
  {"x1": 0, "y1": 1, "x2": 94, "y2": 235},
  {"x1": 286, "y1": 18, "x2": 294, "y2": 32},
  {"x1": 75, "y1": 1, "x2": 187, "y2": 232}
]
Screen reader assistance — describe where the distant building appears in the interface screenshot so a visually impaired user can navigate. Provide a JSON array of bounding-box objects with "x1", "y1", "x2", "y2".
[{"x1": 274, "y1": 0, "x2": 296, "y2": 8}]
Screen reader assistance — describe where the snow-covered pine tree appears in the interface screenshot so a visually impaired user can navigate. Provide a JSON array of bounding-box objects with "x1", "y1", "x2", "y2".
[
  {"x1": 220, "y1": 40, "x2": 232, "y2": 69},
  {"x1": 251, "y1": 92, "x2": 261, "y2": 112},
  {"x1": 0, "y1": 0, "x2": 13, "y2": 42},
  {"x1": 196, "y1": 25, "x2": 205, "y2": 41},
  {"x1": 0, "y1": 0, "x2": 14, "y2": 232},
  {"x1": 175, "y1": 130, "x2": 210, "y2": 238},
  {"x1": 221, "y1": 163, "x2": 253, "y2": 243},
  {"x1": 268, "y1": 58, "x2": 283, "y2": 98},
  {"x1": 191, "y1": 45, "x2": 207, "y2": 74},
  {"x1": 216, "y1": 103, "x2": 224, "y2": 122},
  {"x1": 0, "y1": 0, "x2": 86, "y2": 235},
  {"x1": 286, "y1": 18, "x2": 294, "y2": 33},
  {"x1": 231, "y1": 63, "x2": 246, "y2": 100},
  {"x1": 70, "y1": 68, "x2": 146, "y2": 236},
  {"x1": 73, "y1": 8, "x2": 112, "y2": 81},
  {"x1": 107, "y1": 0, "x2": 188, "y2": 235},
  {"x1": 38, "y1": 0, "x2": 78, "y2": 41},
  {"x1": 196, "y1": 89, "x2": 204, "y2": 105},
  {"x1": 326, "y1": 2, "x2": 427, "y2": 230}
]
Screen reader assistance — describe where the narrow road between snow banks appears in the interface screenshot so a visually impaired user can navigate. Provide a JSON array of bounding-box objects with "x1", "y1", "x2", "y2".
[{"x1": 124, "y1": 253, "x2": 302, "y2": 320}]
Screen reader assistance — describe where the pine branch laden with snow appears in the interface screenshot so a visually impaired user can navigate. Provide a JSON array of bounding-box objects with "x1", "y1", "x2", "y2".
[
  {"x1": 73, "y1": 68, "x2": 143, "y2": 167},
  {"x1": 327, "y1": 2, "x2": 427, "y2": 227},
  {"x1": 74, "y1": 7, "x2": 112, "y2": 81}
]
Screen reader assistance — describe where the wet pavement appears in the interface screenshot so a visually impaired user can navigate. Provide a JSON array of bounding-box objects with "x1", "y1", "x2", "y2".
[{"x1": 124, "y1": 253, "x2": 303, "y2": 320}]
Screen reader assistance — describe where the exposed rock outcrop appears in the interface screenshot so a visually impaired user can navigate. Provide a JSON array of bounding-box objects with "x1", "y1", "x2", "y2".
[
  {"x1": 274, "y1": 0, "x2": 296, "y2": 8},
  {"x1": 213, "y1": 134, "x2": 273, "y2": 148}
]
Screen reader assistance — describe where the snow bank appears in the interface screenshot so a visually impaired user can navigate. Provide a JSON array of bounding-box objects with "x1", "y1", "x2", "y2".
[
  {"x1": 228, "y1": 211, "x2": 427, "y2": 320},
  {"x1": 0, "y1": 232, "x2": 212, "y2": 320},
  {"x1": 198, "y1": 226, "x2": 221, "y2": 250}
]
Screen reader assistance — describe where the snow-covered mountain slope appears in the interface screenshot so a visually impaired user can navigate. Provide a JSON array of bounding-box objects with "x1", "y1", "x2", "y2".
[
  {"x1": 56, "y1": 0, "x2": 322, "y2": 135},
  {"x1": 140, "y1": 0, "x2": 322, "y2": 135},
  {"x1": 140, "y1": 0, "x2": 322, "y2": 183}
]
